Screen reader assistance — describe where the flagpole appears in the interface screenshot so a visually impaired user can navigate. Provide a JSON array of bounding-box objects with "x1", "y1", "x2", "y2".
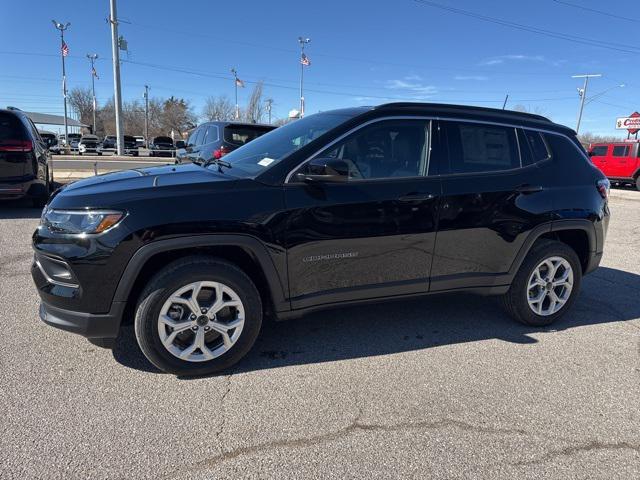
[
  {"x1": 231, "y1": 68, "x2": 239, "y2": 120},
  {"x1": 52, "y1": 20, "x2": 70, "y2": 152},
  {"x1": 87, "y1": 53, "x2": 98, "y2": 134},
  {"x1": 298, "y1": 37, "x2": 310, "y2": 117}
]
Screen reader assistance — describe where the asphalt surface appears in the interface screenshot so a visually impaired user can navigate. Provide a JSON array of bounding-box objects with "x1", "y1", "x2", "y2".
[
  {"x1": 51, "y1": 153, "x2": 173, "y2": 172},
  {"x1": 1, "y1": 189, "x2": 639, "y2": 479}
]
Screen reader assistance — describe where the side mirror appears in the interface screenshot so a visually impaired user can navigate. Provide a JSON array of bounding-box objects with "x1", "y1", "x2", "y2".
[
  {"x1": 175, "y1": 140, "x2": 185, "y2": 149},
  {"x1": 295, "y1": 157, "x2": 349, "y2": 183},
  {"x1": 587, "y1": 151, "x2": 594, "y2": 157}
]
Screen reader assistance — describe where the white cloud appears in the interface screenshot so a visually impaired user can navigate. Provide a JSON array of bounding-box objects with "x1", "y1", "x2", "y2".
[
  {"x1": 384, "y1": 76, "x2": 438, "y2": 99},
  {"x1": 479, "y1": 54, "x2": 546, "y2": 66},
  {"x1": 454, "y1": 75, "x2": 489, "y2": 81}
]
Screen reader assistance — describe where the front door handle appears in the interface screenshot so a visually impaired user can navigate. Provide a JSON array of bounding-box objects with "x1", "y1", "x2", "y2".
[
  {"x1": 398, "y1": 193, "x2": 435, "y2": 202},
  {"x1": 515, "y1": 184, "x2": 543, "y2": 194}
]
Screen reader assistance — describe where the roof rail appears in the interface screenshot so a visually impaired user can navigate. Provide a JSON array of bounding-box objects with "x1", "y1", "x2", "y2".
[{"x1": 374, "y1": 102, "x2": 552, "y2": 123}]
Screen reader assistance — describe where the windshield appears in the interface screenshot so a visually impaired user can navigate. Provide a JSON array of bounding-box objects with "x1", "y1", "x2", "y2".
[{"x1": 214, "y1": 112, "x2": 355, "y2": 177}]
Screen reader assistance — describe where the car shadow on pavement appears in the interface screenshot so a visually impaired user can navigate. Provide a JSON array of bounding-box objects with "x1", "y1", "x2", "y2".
[{"x1": 111, "y1": 266, "x2": 640, "y2": 377}]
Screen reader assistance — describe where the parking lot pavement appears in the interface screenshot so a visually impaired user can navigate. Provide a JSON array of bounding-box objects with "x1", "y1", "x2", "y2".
[{"x1": 1, "y1": 191, "x2": 639, "y2": 479}]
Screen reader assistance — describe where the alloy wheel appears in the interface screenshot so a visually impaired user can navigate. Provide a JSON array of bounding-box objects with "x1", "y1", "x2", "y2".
[
  {"x1": 526, "y1": 256, "x2": 574, "y2": 316},
  {"x1": 158, "y1": 281, "x2": 245, "y2": 362}
]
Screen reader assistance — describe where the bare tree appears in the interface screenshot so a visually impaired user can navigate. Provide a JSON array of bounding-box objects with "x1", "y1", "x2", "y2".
[
  {"x1": 67, "y1": 87, "x2": 94, "y2": 130},
  {"x1": 243, "y1": 82, "x2": 264, "y2": 123},
  {"x1": 202, "y1": 96, "x2": 235, "y2": 121},
  {"x1": 161, "y1": 96, "x2": 197, "y2": 137},
  {"x1": 511, "y1": 104, "x2": 550, "y2": 118},
  {"x1": 578, "y1": 132, "x2": 625, "y2": 145}
]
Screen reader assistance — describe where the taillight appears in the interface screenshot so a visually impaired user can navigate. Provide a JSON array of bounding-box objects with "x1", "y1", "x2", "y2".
[
  {"x1": 213, "y1": 145, "x2": 227, "y2": 159},
  {"x1": 597, "y1": 179, "x2": 610, "y2": 199},
  {"x1": 0, "y1": 139, "x2": 33, "y2": 152}
]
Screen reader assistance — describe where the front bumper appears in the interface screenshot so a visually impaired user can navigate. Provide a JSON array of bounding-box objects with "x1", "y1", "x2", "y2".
[{"x1": 39, "y1": 301, "x2": 124, "y2": 339}]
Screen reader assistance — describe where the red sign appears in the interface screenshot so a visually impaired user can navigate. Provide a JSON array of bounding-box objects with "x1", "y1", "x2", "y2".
[{"x1": 616, "y1": 111, "x2": 640, "y2": 134}]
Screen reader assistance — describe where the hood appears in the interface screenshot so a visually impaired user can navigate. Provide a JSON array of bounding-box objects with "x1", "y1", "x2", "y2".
[{"x1": 51, "y1": 163, "x2": 239, "y2": 206}]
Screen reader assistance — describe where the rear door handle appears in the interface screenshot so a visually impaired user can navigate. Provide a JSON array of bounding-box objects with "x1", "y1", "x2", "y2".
[
  {"x1": 515, "y1": 184, "x2": 543, "y2": 194},
  {"x1": 398, "y1": 193, "x2": 435, "y2": 202}
]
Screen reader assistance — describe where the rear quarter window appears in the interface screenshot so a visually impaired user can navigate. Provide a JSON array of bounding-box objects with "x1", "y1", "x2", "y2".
[
  {"x1": 0, "y1": 114, "x2": 27, "y2": 141},
  {"x1": 224, "y1": 126, "x2": 272, "y2": 146},
  {"x1": 522, "y1": 130, "x2": 552, "y2": 166}
]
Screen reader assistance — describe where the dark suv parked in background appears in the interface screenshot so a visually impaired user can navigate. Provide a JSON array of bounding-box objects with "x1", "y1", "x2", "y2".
[
  {"x1": 148, "y1": 136, "x2": 175, "y2": 157},
  {"x1": 32, "y1": 103, "x2": 610, "y2": 376},
  {"x1": 1, "y1": 108, "x2": 51, "y2": 206},
  {"x1": 101, "y1": 135, "x2": 139, "y2": 156},
  {"x1": 175, "y1": 121, "x2": 275, "y2": 164}
]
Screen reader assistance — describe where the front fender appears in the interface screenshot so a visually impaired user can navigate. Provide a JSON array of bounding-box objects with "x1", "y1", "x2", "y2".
[{"x1": 112, "y1": 234, "x2": 289, "y2": 313}]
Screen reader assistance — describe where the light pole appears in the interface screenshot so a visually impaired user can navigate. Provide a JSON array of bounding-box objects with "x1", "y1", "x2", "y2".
[
  {"x1": 266, "y1": 98, "x2": 273, "y2": 124},
  {"x1": 143, "y1": 85, "x2": 149, "y2": 145},
  {"x1": 52, "y1": 20, "x2": 70, "y2": 152},
  {"x1": 108, "y1": 0, "x2": 124, "y2": 155},
  {"x1": 572, "y1": 73, "x2": 602, "y2": 134},
  {"x1": 298, "y1": 37, "x2": 310, "y2": 117},
  {"x1": 87, "y1": 53, "x2": 98, "y2": 134}
]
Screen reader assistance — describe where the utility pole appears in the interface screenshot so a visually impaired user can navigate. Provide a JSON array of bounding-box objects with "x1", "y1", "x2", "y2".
[
  {"x1": 572, "y1": 73, "x2": 601, "y2": 134},
  {"x1": 143, "y1": 84, "x2": 149, "y2": 145},
  {"x1": 87, "y1": 53, "x2": 98, "y2": 134},
  {"x1": 265, "y1": 98, "x2": 273, "y2": 124},
  {"x1": 109, "y1": 0, "x2": 124, "y2": 155},
  {"x1": 231, "y1": 68, "x2": 240, "y2": 120},
  {"x1": 52, "y1": 20, "x2": 70, "y2": 153},
  {"x1": 298, "y1": 37, "x2": 311, "y2": 117}
]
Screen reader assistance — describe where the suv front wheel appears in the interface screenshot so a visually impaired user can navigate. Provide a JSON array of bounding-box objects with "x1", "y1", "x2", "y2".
[
  {"x1": 502, "y1": 240, "x2": 582, "y2": 326},
  {"x1": 134, "y1": 257, "x2": 262, "y2": 375}
]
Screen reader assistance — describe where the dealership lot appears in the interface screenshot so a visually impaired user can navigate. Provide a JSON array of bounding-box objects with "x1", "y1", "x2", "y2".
[{"x1": 0, "y1": 190, "x2": 638, "y2": 479}]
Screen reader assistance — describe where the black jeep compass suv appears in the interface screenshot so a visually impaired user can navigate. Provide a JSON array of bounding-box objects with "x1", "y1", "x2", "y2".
[{"x1": 32, "y1": 103, "x2": 610, "y2": 375}]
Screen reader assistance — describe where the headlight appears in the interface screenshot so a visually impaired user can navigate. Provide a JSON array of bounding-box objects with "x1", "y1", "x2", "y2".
[{"x1": 42, "y1": 209, "x2": 125, "y2": 234}]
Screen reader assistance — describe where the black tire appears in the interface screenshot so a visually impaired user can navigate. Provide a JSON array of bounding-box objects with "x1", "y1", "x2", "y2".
[
  {"x1": 134, "y1": 256, "x2": 262, "y2": 375},
  {"x1": 635, "y1": 176, "x2": 640, "y2": 191},
  {"x1": 501, "y1": 239, "x2": 582, "y2": 327}
]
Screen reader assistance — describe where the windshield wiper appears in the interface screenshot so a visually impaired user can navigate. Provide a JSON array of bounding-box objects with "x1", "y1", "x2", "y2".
[{"x1": 203, "y1": 157, "x2": 232, "y2": 172}]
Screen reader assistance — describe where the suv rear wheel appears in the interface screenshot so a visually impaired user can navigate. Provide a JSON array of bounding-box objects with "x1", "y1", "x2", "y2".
[
  {"x1": 134, "y1": 257, "x2": 262, "y2": 375},
  {"x1": 501, "y1": 240, "x2": 582, "y2": 326}
]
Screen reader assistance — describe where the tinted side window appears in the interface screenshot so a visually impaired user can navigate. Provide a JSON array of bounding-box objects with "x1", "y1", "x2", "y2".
[
  {"x1": 545, "y1": 133, "x2": 589, "y2": 171},
  {"x1": 612, "y1": 145, "x2": 629, "y2": 157},
  {"x1": 523, "y1": 130, "x2": 551, "y2": 165},
  {"x1": 309, "y1": 120, "x2": 430, "y2": 180},
  {"x1": 445, "y1": 122, "x2": 519, "y2": 174},
  {"x1": 590, "y1": 145, "x2": 608, "y2": 156},
  {"x1": 204, "y1": 125, "x2": 219, "y2": 144}
]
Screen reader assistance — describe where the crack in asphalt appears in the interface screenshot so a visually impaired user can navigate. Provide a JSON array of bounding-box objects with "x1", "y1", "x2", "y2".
[
  {"x1": 214, "y1": 374, "x2": 233, "y2": 444},
  {"x1": 511, "y1": 440, "x2": 640, "y2": 467},
  {"x1": 163, "y1": 417, "x2": 530, "y2": 478}
]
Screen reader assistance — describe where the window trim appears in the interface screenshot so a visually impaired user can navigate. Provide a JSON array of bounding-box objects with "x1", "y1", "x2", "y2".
[{"x1": 284, "y1": 115, "x2": 587, "y2": 183}]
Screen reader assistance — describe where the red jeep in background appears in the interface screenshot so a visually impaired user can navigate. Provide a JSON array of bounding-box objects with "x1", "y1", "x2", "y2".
[{"x1": 588, "y1": 141, "x2": 640, "y2": 190}]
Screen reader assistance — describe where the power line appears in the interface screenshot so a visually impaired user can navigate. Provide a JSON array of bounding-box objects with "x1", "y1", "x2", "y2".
[
  {"x1": 413, "y1": 0, "x2": 640, "y2": 54},
  {"x1": 552, "y1": 0, "x2": 640, "y2": 23}
]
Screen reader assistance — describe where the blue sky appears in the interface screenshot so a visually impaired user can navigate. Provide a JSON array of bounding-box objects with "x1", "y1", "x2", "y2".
[{"x1": 0, "y1": 0, "x2": 637, "y2": 135}]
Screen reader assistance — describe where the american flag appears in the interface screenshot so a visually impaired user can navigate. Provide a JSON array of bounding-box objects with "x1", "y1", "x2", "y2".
[
  {"x1": 61, "y1": 41, "x2": 69, "y2": 57},
  {"x1": 235, "y1": 78, "x2": 245, "y2": 88},
  {"x1": 91, "y1": 66, "x2": 99, "y2": 79},
  {"x1": 300, "y1": 53, "x2": 310, "y2": 66}
]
